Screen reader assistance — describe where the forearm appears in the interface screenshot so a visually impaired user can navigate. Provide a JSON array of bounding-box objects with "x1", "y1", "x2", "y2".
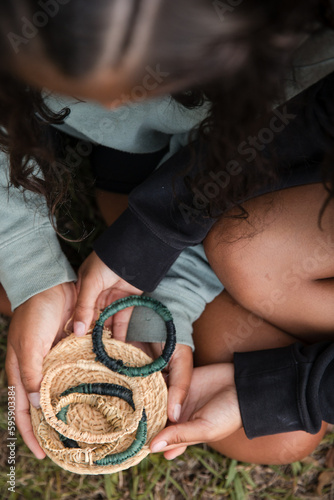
[{"x1": 0, "y1": 153, "x2": 76, "y2": 309}]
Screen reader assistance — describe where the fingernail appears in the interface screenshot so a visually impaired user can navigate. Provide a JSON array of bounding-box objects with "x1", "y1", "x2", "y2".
[
  {"x1": 28, "y1": 392, "x2": 40, "y2": 409},
  {"x1": 151, "y1": 440, "x2": 168, "y2": 453},
  {"x1": 173, "y1": 404, "x2": 182, "y2": 422},
  {"x1": 74, "y1": 321, "x2": 86, "y2": 336}
]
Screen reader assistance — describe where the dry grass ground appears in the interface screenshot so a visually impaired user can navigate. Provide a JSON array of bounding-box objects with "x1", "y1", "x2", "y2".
[
  {"x1": 0, "y1": 328, "x2": 334, "y2": 500},
  {"x1": 1, "y1": 151, "x2": 334, "y2": 499}
]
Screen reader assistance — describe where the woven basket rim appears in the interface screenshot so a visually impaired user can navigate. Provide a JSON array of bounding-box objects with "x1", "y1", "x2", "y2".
[{"x1": 31, "y1": 332, "x2": 168, "y2": 474}]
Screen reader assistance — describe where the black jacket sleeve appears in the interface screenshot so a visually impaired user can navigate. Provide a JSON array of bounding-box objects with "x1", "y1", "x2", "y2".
[
  {"x1": 234, "y1": 341, "x2": 334, "y2": 439},
  {"x1": 93, "y1": 142, "x2": 216, "y2": 291}
]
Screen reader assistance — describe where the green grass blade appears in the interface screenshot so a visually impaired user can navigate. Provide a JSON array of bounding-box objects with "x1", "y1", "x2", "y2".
[{"x1": 226, "y1": 459, "x2": 238, "y2": 487}]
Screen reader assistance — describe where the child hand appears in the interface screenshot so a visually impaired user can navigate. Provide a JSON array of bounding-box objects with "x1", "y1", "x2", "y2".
[
  {"x1": 5, "y1": 282, "x2": 76, "y2": 459},
  {"x1": 128, "y1": 342, "x2": 193, "y2": 425},
  {"x1": 149, "y1": 363, "x2": 242, "y2": 459},
  {"x1": 73, "y1": 251, "x2": 142, "y2": 341}
]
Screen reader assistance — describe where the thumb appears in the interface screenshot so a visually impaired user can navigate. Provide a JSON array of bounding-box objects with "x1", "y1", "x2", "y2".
[
  {"x1": 6, "y1": 345, "x2": 46, "y2": 458},
  {"x1": 17, "y1": 341, "x2": 44, "y2": 408},
  {"x1": 167, "y1": 345, "x2": 193, "y2": 423},
  {"x1": 150, "y1": 417, "x2": 213, "y2": 453},
  {"x1": 8, "y1": 322, "x2": 45, "y2": 409},
  {"x1": 73, "y1": 277, "x2": 100, "y2": 336}
]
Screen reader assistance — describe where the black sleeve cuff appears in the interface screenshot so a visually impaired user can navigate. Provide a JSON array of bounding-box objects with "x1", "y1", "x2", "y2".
[
  {"x1": 234, "y1": 344, "x2": 305, "y2": 439},
  {"x1": 234, "y1": 342, "x2": 334, "y2": 439},
  {"x1": 93, "y1": 208, "x2": 182, "y2": 291}
]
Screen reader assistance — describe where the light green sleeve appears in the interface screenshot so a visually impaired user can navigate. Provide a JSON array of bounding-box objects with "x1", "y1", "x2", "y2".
[
  {"x1": 126, "y1": 244, "x2": 224, "y2": 351},
  {"x1": 0, "y1": 152, "x2": 76, "y2": 310}
]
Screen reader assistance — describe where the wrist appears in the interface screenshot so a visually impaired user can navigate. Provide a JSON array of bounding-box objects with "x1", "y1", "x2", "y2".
[{"x1": 16, "y1": 282, "x2": 76, "y2": 314}]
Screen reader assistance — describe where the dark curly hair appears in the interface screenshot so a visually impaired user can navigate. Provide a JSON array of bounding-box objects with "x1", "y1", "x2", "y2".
[{"x1": 0, "y1": 0, "x2": 333, "y2": 229}]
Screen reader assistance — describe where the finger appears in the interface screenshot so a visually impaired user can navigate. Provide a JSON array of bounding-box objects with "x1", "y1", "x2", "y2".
[
  {"x1": 150, "y1": 416, "x2": 219, "y2": 453},
  {"x1": 127, "y1": 341, "x2": 153, "y2": 358},
  {"x1": 167, "y1": 346, "x2": 193, "y2": 423},
  {"x1": 13, "y1": 336, "x2": 44, "y2": 399},
  {"x1": 104, "y1": 288, "x2": 139, "y2": 341},
  {"x1": 75, "y1": 274, "x2": 82, "y2": 296},
  {"x1": 96, "y1": 288, "x2": 112, "y2": 312},
  {"x1": 163, "y1": 446, "x2": 188, "y2": 460},
  {"x1": 111, "y1": 307, "x2": 134, "y2": 342},
  {"x1": 73, "y1": 278, "x2": 100, "y2": 336},
  {"x1": 8, "y1": 286, "x2": 71, "y2": 402},
  {"x1": 150, "y1": 418, "x2": 211, "y2": 453},
  {"x1": 6, "y1": 346, "x2": 46, "y2": 459},
  {"x1": 17, "y1": 386, "x2": 46, "y2": 459},
  {"x1": 58, "y1": 282, "x2": 78, "y2": 337}
]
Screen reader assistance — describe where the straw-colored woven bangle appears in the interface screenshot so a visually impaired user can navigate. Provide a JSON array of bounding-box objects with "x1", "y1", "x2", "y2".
[{"x1": 31, "y1": 296, "x2": 176, "y2": 474}]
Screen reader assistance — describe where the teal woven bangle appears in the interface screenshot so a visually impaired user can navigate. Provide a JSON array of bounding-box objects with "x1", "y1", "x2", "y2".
[
  {"x1": 95, "y1": 410, "x2": 147, "y2": 466},
  {"x1": 92, "y1": 296, "x2": 176, "y2": 377}
]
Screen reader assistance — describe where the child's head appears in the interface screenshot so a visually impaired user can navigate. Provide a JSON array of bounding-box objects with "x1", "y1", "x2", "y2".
[
  {"x1": 0, "y1": 0, "x2": 323, "y2": 104},
  {"x1": 0, "y1": 0, "x2": 333, "y2": 226}
]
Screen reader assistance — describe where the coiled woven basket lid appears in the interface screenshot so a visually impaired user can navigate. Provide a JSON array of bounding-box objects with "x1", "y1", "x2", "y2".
[{"x1": 30, "y1": 296, "x2": 176, "y2": 475}]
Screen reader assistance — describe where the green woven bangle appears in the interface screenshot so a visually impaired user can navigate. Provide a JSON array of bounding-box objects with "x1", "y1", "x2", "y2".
[
  {"x1": 95, "y1": 410, "x2": 147, "y2": 466},
  {"x1": 92, "y1": 296, "x2": 176, "y2": 377}
]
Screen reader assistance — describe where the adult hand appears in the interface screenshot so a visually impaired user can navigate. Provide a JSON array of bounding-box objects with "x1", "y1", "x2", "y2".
[
  {"x1": 73, "y1": 251, "x2": 142, "y2": 340},
  {"x1": 129, "y1": 341, "x2": 193, "y2": 424},
  {"x1": 5, "y1": 282, "x2": 76, "y2": 459},
  {"x1": 149, "y1": 363, "x2": 242, "y2": 460}
]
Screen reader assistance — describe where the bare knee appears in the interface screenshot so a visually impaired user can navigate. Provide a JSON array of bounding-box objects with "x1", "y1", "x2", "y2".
[
  {"x1": 203, "y1": 217, "x2": 282, "y2": 315},
  {"x1": 209, "y1": 422, "x2": 328, "y2": 465},
  {"x1": 204, "y1": 186, "x2": 334, "y2": 336},
  {"x1": 205, "y1": 224, "x2": 334, "y2": 335}
]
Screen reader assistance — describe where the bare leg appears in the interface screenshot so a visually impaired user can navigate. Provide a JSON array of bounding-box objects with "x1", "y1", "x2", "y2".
[
  {"x1": 96, "y1": 183, "x2": 330, "y2": 463},
  {"x1": 193, "y1": 183, "x2": 334, "y2": 463},
  {"x1": 0, "y1": 284, "x2": 12, "y2": 317},
  {"x1": 95, "y1": 189, "x2": 128, "y2": 226},
  {"x1": 204, "y1": 183, "x2": 334, "y2": 340},
  {"x1": 193, "y1": 290, "x2": 292, "y2": 365},
  {"x1": 193, "y1": 290, "x2": 327, "y2": 463}
]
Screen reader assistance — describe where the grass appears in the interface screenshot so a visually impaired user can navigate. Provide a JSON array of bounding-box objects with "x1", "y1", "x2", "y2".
[
  {"x1": 1, "y1": 151, "x2": 334, "y2": 499},
  {"x1": 1, "y1": 362, "x2": 334, "y2": 500}
]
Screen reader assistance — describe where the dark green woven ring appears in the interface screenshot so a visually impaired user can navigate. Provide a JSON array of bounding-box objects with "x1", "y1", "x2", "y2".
[
  {"x1": 60, "y1": 383, "x2": 135, "y2": 409},
  {"x1": 92, "y1": 296, "x2": 176, "y2": 377},
  {"x1": 56, "y1": 383, "x2": 148, "y2": 465},
  {"x1": 95, "y1": 410, "x2": 147, "y2": 466}
]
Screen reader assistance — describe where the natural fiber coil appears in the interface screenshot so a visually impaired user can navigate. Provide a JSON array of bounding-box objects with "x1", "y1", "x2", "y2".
[{"x1": 31, "y1": 296, "x2": 175, "y2": 475}]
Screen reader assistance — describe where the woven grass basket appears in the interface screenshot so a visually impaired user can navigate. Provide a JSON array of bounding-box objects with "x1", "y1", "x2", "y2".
[{"x1": 30, "y1": 296, "x2": 176, "y2": 475}]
